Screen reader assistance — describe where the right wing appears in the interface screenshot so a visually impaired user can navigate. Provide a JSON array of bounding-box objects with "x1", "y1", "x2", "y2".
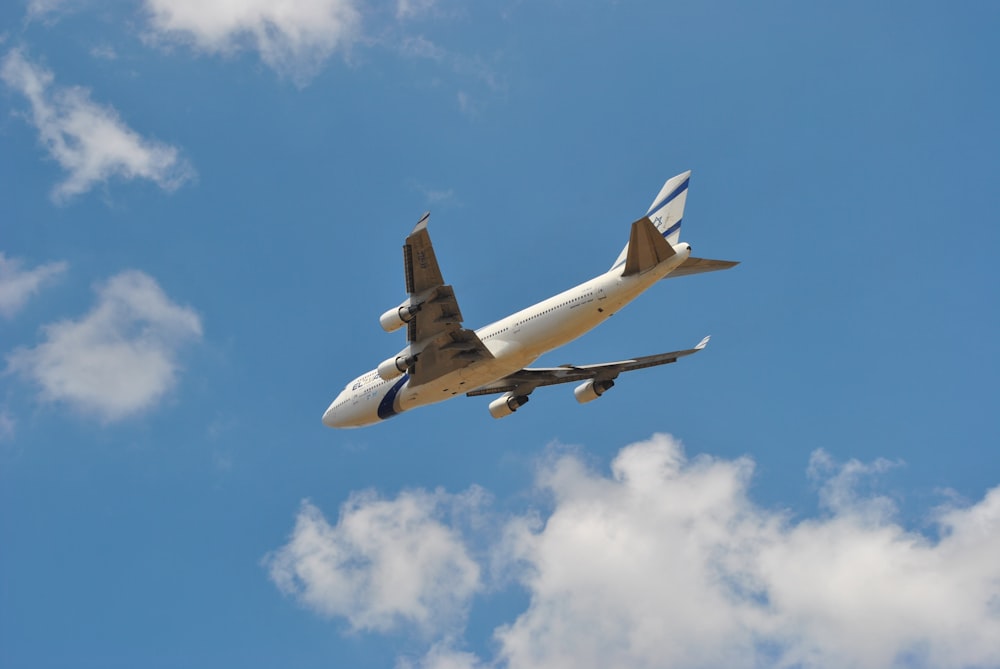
[
  {"x1": 401, "y1": 214, "x2": 493, "y2": 385},
  {"x1": 467, "y1": 336, "x2": 710, "y2": 397}
]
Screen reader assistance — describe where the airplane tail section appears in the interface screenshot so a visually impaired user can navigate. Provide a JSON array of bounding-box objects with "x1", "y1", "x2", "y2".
[
  {"x1": 611, "y1": 170, "x2": 691, "y2": 270},
  {"x1": 621, "y1": 217, "x2": 675, "y2": 276},
  {"x1": 645, "y1": 170, "x2": 690, "y2": 246}
]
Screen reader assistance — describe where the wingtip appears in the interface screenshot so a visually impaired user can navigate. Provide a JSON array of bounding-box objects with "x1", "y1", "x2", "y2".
[
  {"x1": 411, "y1": 211, "x2": 430, "y2": 234},
  {"x1": 695, "y1": 335, "x2": 710, "y2": 350}
]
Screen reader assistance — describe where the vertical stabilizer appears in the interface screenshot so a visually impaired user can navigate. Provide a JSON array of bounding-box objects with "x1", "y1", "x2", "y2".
[
  {"x1": 611, "y1": 171, "x2": 691, "y2": 270},
  {"x1": 645, "y1": 170, "x2": 690, "y2": 246}
]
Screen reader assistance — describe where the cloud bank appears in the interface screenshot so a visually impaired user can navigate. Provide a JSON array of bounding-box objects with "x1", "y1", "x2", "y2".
[
  {"x1": 7, "y1": 270, "x2": 202, "y2": 422},
  {"x1": 0, "y1": 49, "x2": 194, "y2": 203},
  {"x1": 143, "y1": 0, "x2": 362, "y2": 84},
  {"x1": 270, "y1": 434, "x2": 1000, "y2": 669},
  {"x1": 0, "y1": 252, "x2": 67, "y2": 318}
]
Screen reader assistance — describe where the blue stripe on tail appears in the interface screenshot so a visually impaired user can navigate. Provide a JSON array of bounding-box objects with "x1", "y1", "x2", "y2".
[{"x1": 647, "y1": 177, "x2": 689, "y2": 219}]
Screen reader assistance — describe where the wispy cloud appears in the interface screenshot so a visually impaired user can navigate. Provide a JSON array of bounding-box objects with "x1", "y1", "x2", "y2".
[
  {"x1": 25, "y1": 0, "x2": 74, "y2": 20},
  {"x1": 265, "y1": 488, "x2": 485, "y2": 634},
  {"x1": 395, "y1": 0, "x2": 438, "y2": 21},
  {"x1": 142, "y1": 0, "x2": 361, "y2": 85},
  {"x1": 273, "y1": 434, "x2": 1000, "y2": 669},
  {"x1": 7, "y1": 270, "x2": 202, "y2": 423},
  {"x1": 0, "y1": 409, "x2": 14, "y2": 441},
  {"x1": 0, "y1": 49, "x2": 194, "y2": 203},
  {"x1": 455, "y1": 91, "x2": 474, "y2": 116},
  {"x1": 406, "y1": 179, "x2": 456, "y2": 206},
  {"x1": 395, "y1": 30, "x2": 503, "y2": 86},
  {"x1": 89, "y1": 44, "x2": 118, "y2": 61},
  {"x1": 0, "y1": 252, "x2": 67, "y2": 318},
  {"x1": 808, "y1": 447, "x2": 903, "y2": 521},
  {"x1": 394, "y1": 34, "x2": 505, "y2": 115}
]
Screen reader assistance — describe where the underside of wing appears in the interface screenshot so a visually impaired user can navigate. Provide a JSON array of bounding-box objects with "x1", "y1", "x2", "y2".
[
  {"x1": 400, "y1": 214, "x2": 493, "y2": 386},
  {"x1": 404, "y1": 213, "x2": 444, "y2": 294},
  {"x1": 410, "y1": 326, "x2": 493, "y2": 386},
  {"x1": 467, "y1": 336, "x2": 710, "y2": 397}
]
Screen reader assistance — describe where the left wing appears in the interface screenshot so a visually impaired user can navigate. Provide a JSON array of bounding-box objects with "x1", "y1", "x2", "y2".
[
  {"x1": 467, "y1": 336, "x2": 710, "y2": 397},
  {"x1": 401, "y1": 214, "x2": 493, "y2": 385}
]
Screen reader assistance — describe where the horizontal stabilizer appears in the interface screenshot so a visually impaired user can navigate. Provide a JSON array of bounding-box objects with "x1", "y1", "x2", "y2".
[
  {"x1": 610, "y1": 171, "x2": 691, "y2": 270},
  {"x1": 622, "y1": 217, "x2": 676, "y2": 276},
  {"x1": 663, "y1": 256, "x2": 739, "y2": 279}
]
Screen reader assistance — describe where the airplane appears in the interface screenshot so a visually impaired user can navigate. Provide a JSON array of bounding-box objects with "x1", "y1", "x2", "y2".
[{"x1": 322, "y1": 171, "x2": 737, "y2": 428}]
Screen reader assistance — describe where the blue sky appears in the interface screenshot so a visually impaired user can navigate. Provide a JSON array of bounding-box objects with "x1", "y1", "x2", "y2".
[{"x1": 2, "y1": 2, "x2": 999, "y2": 668}]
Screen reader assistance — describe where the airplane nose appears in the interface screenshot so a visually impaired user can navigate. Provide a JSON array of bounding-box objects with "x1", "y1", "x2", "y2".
[
  {"x1": 322, "y1": 389, "x2": 377, "y2": 429},
  {"x1": 322, "y1": 399, "x2": 341, "y2": 428}
]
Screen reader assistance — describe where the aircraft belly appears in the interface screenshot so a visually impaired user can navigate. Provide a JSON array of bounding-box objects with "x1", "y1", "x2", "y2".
[{"x1": 398, "y1": 362, "x2": 517, "y2": 411}]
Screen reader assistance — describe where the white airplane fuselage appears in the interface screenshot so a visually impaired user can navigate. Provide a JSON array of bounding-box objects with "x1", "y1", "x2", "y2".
[{"x1": 322, "y1": 243, "x2": 691, "y2": 428}]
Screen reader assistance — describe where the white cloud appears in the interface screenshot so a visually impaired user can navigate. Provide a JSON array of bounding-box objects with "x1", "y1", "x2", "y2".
[
  {"x1": 7, "y1": 270, "x2": 202, "y2": 422},
  {"x1": 274, "y1": 434, "x2": 1000, "y2": 669},
  {"x1": 0, "y1": 49, "x2": 194, "y2": 203},
  {"x1": 495, "y1": 437, "x2": 767, "y2": 669},
  {"x1": 143, "y1": 0, "x2": 361, "y2": 84},
  {"x1": 0, "y1": 252, "x2": 67, "y2": 318},
  {"x1": 808, "y1": 447, "x2": 903, "y2": 521},
  {"x1": 493, "y1": 435, "x2": 1000, "y2": 669},
  {"x1": 397, "y1": 642, "x2": 486, "y2": 669},
  {"x1": 266, "y1": 488, "x2": 483, "y2": 633}
]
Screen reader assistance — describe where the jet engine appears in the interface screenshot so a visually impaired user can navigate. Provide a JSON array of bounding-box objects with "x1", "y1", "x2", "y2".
[
  {"x1": 573, "y1": 379, "x2": 615, "y2": 404},
  {"x1": 488, "y1": 392, "x2": 530, "y2": 419},
  {"x1": 377, "y1": 353, "x2": 416, "y2": 381},
  {"x1": 379, "y1": 304, "x2": 420, "y2": 333}
]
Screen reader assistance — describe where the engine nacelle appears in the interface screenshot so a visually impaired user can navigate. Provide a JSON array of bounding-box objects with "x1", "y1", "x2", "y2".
[
  {"x1": 379, "y1": 304, "x2": 420, "y2": 333},
  {"x1": 574, "y1": 379, "x2": 615, "y2": 404},
  {"x1": 488, "y1": 392, "x2": 530, "y2": 419},
  {"x1": 377, "y1": 354, "x2": 416, "y2": 381}
]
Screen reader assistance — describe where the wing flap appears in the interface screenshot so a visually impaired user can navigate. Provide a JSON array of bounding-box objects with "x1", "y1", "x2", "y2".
[{"x1": 410, "y1": 327, "x2": 492, "y2": 386}]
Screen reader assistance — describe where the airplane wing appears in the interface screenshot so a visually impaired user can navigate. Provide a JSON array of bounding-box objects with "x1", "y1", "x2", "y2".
[
  {"x1": 466, "y1": 336, "x2": 710, "y2": 397},
  {"x1": 402, "y1": 214, "x2": 493, "y2": 385}
]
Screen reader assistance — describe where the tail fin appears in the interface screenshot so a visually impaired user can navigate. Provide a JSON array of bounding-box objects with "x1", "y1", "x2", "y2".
[
  {"x1": 610, "y1": 171, "x2": 691, "y2": 270},
  {"x1": 646, "y1": 170, "x2": 690, "y2": 245}
]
